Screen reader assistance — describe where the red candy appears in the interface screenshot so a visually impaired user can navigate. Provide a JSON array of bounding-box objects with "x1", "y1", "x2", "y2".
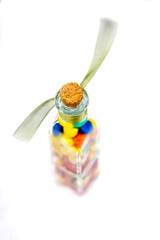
[{"x1": 73, "y1": 134, "x2": 87, "y2": 148}]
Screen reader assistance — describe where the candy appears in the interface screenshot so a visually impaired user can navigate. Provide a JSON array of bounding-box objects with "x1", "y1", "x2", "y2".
[
  {"x1": 56, "y1": 175, "x2": 66, "y2": 183},
  {"x1": 50, "y1": 133, "x2": 62, "y2": 150},
  {"x1": 89, "y1": 145, "x2": 98, "y2": 160},
  {"x1": 63, "y1": 126, "x2": 78, "y2": 138},
  {"x1": 51, "y1": 115, "x2": 99, "y2": 193},
  {"x1": 50, "y1": 132, "x2": 55, "y2": 143},
  {"x1": 52, "y1": 123, "x2": 63, "y2": 136},
  {"x1": 73, "y1": 118, "x2": 88, "y2": 128},
  {"x1": 56, "y1": 156, "x2": 62, "y2": 165},
  {"x1": 67, "y1": 146, "x2": 77, "y2": 159},
  {"x1": 61, "y1": 134, "x2": 74, "y2": 146},
  {"x1": 79, "y1": 121, "x2": 93, "y2": 134},
  {"x1": 57, "y1": 116, "x2": 73, "y2": 128},
  {"x1": 93, "y1": 167, "x2": 99, "y2": 178},
  {"x1": 88, "y1": 118, "x2": 97, "y2": 130},
  {"x1": 73, "y1": 134, "x2": 87, "y2": 148}
]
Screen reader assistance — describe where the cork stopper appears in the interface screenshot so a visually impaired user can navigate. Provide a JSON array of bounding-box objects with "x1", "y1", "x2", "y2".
[{"x1": 60, "y1": 82, "x2": 83, "y2": 107}]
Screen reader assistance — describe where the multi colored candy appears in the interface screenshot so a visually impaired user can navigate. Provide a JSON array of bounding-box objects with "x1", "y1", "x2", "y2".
[
  {"x1": 79, "y1": 120, "x2": 93, "y2": 134},
  {"x1": 50, "y1": 115, "x2": 99, "y2": 193},
  {"x1": 63, "y1": 126, "x2": 78, "y2": 138},
  {"x1": 52, "y1": 123, "x2": 63, "y2": 136},
  {"x1": 73, "y1": 134, "x2": 87, "y2": 148}
]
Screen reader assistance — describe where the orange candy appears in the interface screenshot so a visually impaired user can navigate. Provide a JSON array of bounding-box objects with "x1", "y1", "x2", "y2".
[{"x1": 73, "y1": 134, "x2": 87, "y2": 148}]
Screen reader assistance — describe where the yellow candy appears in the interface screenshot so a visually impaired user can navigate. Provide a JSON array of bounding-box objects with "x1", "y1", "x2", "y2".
[
  {"x1": 51, "y1": 134, "x2": 62, "y2": 153},
  {"x1": 93, "y1": 167, "x2": 99, "y2": 178},
  {"x1": 68, "y1": 147, "x2": 83, "y2": 163},
  {"x1": 50, "y1": 133, "x2": 55, "y2": 142},
  {"x1": 72, "y1": 146, "x2": 78, "y2": 152},
  {"x1": 77, "y1": 147, "x2": 82, "y2": 156},
  {"x1": 56, "y1": 175, "x2": 66, "y2": 183},
  {"x1": 51, "y1": 133, "x2": 61, "y2": 144},
  {"x1": 56, "y1": 157, "x2": 62, "y2": 165},
  {"x1": 88, "y1": 118, "x2": 97, "y2": 130},
  {"x1": 89, "y1": 145, "x2": 98, "y2": 160},
  {"x1": 57, "y1": 116, "x2": 73, "y2": 128},
  {"x1": 67, "y1": 146, "x2": 77, "y2": 155},
  {"x1": 60, "y1": 145, "x2": 70, "y2": 155},
  {"x1": 61, "y1": 134, "x2": 74, "y2": 146},
  {"x1": 69, "y1": 146, "x2": 81, "y2": 155},
  {"x1": 68, "y1": 146, "x2": 78, "y2": 162},
  {"x1": 63, "y1": 126, "x2": 78, "y2": 138}
]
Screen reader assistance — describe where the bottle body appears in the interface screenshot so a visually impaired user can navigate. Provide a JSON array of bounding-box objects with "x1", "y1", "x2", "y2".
[{"x1": 50, "y1": 115, "x2": 99, "y2": 193}]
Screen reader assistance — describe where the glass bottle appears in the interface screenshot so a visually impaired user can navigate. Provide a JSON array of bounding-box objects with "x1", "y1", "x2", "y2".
[{"x1": 49, "y1": 88, "x2": 99, "y2": 194}]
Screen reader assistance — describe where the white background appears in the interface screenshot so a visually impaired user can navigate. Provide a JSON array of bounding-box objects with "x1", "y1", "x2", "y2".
[{"x1": 0, "y1": 0, "x2": 160, "y2": 239}]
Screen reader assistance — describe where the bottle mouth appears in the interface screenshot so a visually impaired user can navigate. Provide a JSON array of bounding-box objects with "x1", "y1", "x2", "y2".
[{"x1": 55, "y1": 89, "x2": 89, "y2": 123}]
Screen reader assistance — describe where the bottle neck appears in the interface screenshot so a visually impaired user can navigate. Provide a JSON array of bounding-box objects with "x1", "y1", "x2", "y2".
[
  {"x1": 58, "y1": 109, "x2": 88, "y2": 123},
  {"x1": 55, "y1": 88, "x2": 89, "y2": 124}
]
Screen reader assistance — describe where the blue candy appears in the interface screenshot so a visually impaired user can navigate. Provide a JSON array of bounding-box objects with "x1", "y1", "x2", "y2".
[
  {"x1": 79, "y1": 121, "x2": 93, "y2": 134},
  {"x1": 52, "y1": 123, "x2": 63, "y2": 136}
]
